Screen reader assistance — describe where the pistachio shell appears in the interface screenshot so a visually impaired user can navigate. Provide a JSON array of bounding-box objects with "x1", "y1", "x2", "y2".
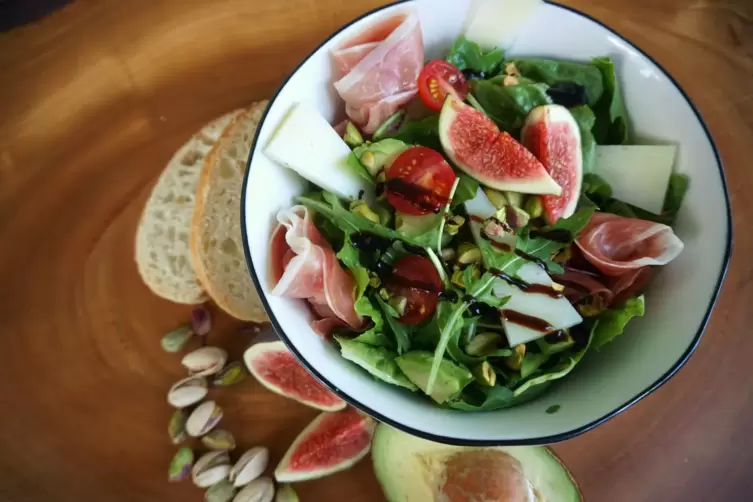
[
  {"x1": 161, "y1": 326, "x2": 194, "y2": 353},
  {"x1": 212, "y1": 361, "x2": 246, "y2": 387},
  {"x1": 192, "y1": 451, "x2": 231, "y2": 487},
  {"x1": 274, "y1": 485, "x2": 299, "y2": 502},
  {"x1": 168, "y1": 447, "x2": 194, "y2": 482},
  {"x1": 229, "y1": 446, "x2": 269, "y2": 487},
  {"x1": 182, "y1": 347, "x2": 228, "y2": 377},
  {"x1": 232, "y1": 477, "x2": 275, "y2": 502},
  {"x1": 205, "y1": 479, "x2": 237, "y2": 502},
  {"x1": 201, "y1": 429, "x2": 236, "y2": 451},
  {"x1": 168, "y1": 408, "x2": 189, "y2": 444},
  {"x1": 194, "y1": 465, "x2": 231, "y2": 488},
  {"x1": 186, "y1": 400, "x2": 223, "y2": 437},
  {"x1": 167, "y1": 376, "x2": 208, "y2": 408}
]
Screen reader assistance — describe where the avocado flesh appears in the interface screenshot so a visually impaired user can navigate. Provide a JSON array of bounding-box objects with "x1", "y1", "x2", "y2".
[
  {"x1": 395, "y1": 351, "x2": 473, "y2": 404},
  {"x1": 353, "y1": 139, "x2": 410, "y2": 177},
  {"x1": 372, "y1": 424, "x2": 581, "y2": 502}
]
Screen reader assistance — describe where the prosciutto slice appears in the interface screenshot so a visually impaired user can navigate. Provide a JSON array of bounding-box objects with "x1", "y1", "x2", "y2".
[
  {"x1": 269, "y1": 206, "x2": 363, "y2": 335},
  {"x1": 332, "y1": 10, "x2": 424, "y2": 134},
  {"x1": 575, "y1": 212, "x2": 684, "y2": 276}
]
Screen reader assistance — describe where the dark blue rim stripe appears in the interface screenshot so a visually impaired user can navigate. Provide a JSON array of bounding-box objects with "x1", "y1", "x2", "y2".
[{"x1": 240, "y1": 0, "x2": 733, "y2": 447}]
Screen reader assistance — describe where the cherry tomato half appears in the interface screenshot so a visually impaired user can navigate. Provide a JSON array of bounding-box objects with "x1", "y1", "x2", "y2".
[
  {"x1": 385, "y1": 146, "x2": 457, "y2": 215},
  {"x1": 418, "y1": 60, "x2": 469, "y2": 112},
  {"x1": 387, "y1": 255, "x2": 442, "y2": 325}
]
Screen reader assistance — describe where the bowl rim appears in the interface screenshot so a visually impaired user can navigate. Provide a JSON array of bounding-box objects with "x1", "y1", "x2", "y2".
[{"x1": 240, "y1": 0, "x2": 733, "y2": 446}]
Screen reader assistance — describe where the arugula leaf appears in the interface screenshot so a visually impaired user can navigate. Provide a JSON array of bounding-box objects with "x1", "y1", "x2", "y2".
[
  {"x1": 376, "y1": 296, "x2": 412, "y2": 354},
  {"x1": 569, "y1": 105, "x2": 597, "y2": 173},
  {"x1": 513, "y1": 335, "x2": 592, "y2": 397},
  {"x1": 387, "y1": 116, "x2": 442, "y2": 151},
  {"x1": 590, "y1": 57, "x2": 629, "y2": 145},
  {"x1": 447, "y1": 36, "x2": 505, "y2": 75},
  {"x1": 581, "y1": 173, "x2": 613, "y2": 207},
  {"x1": 470, "y1": 80, "x2": 552, "y2": 133},
  {"x1": 453, "y1": 173, "x2": 479, "y2": 208},
  {"x1": 591, "y1": 295, "x2": 645, "y2": 350},
  {"x1": 426, "y1": 301, "x2": 468, "y2": 393},
  {"x1": 520, "y1": 352, "x2": 550, "y2": 379},
  {"x1": 512, "y1": 58, "x2": 605, "y2": 107},
  {"x1": 337, "y1": 234, "x2": 370, "y2": 298},
  {"x1": 661, "y1": 173, "x2": 690, "y2": 224},
  {"x1": 336, "y1": 336, "x2": 418, "y2": 390},
  {"x1": 297, "y1": 192, "x2": 432, "y2": 247}
]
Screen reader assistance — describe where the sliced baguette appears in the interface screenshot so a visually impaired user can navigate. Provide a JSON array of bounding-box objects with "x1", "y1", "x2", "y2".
[
  {"x1": 190, "y1": 101, "x2": 269, "y2": 322},
  {"x1": 135, "y1": 110, "x2": 243, "y2": 304}
]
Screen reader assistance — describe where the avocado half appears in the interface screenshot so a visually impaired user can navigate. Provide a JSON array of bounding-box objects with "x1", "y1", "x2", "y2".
[{"x1": 372, "y1": 425, "x2": 581, "y2": 502}]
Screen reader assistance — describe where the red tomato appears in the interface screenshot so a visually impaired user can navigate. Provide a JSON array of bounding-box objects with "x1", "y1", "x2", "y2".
[
  {"x1": 385, "y1": 146, "x2": 457, "y2": 215},
  {"x1": 387, "y1": 255, "x2": 442, "y2": 325},
  {"x1": 418, "y1": 60, "x2": 469, "y2": 112}
]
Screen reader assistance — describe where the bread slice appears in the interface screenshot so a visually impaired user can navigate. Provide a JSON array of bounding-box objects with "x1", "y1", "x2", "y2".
[
  {"x1": 135, "y1": 110, "x2": 242, "y2": 304},
  {"x1": 190, "y1": 101, "x2": 269, "y2": 322}
]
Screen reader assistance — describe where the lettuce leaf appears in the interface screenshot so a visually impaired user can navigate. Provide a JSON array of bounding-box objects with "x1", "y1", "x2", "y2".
[
  {"x1": 470, "y1": 80, "x2": 552, "y2": 133},
  {"x1": 591, "y1": 295, "x2": 645, "y2": 350},
  {"x1": 590, "y1": 57, "x2": 629, "y2": 145},
  {"x1": 512, "y1": 58, "x2": 604, "y2": 107},
  {"x1": 447, "y1": 36, "x2": 505, "y2": 75},
  {"x1": 376, "y1": 296, "x2": 412, "y2": 355}
]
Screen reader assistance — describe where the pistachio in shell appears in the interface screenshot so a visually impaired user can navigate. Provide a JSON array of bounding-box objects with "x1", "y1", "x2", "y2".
[
  {"x1": 186, "y1": 400, "x2": 223, "y2": 437},
  {"x1": 229, "y1": 446, "x2": 269, "y2": 487},
  {"x1": 212, "y1": 361, "x2": 247, "y2": 387},
  {"x1": 167, "y1": 375, "x2": 208, "y2": 408},
  {"x1": 275, "y1": 485, "x2": 299, "y2": 502},
  {"x1": 191, "y1": 306, "x2": 212, "y2": 338},
  {"x1": 182, "y1": 347, "x2": 228, "y2": 377},
  {"x1": 193, "y1": 450, "x2": 231, "y2": 488},
  {"x1": 201, "y1": 429, "x2": 236, "y2": 451},
  {"x1": 205, "y1": 479, "x2": 237, "y2": 502},
  {"x1": 168, "y1": 408, "x2": 189, "y2": 444},
  {"x1": 161, "y1": 326, "x2": 194, "y2": 353},
  {"x1": 232, "y1": 477, "x2": 275, "y2": 502},
  {"x1": 168, "y1": 447, "x2": 194, "y2": 482}
]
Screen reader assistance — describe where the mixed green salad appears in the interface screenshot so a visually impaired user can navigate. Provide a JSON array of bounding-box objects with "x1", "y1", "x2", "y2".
[{"x1": 280, "y1": 35, "x2": 689, "y2": 411}]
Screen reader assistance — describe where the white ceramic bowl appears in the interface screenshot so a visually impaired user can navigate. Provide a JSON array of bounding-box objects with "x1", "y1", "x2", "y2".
[{"x1": 241, "y1": 0, "x2": 731, "y2": 445}]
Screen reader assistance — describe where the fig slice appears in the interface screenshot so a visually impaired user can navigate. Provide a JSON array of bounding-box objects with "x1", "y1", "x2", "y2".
[
  {"x1": 438, "y1": 94, "x2": 561, "y2": 195},
  {"x1": 274, "y1": 407, "x2": 376, "y2": 482},
  {"x1": 521, "y1": 104, "x2": 583, "y2": 224},
  {"x1": 243, "y1": 340, "x2": 346, "y2": 412}
]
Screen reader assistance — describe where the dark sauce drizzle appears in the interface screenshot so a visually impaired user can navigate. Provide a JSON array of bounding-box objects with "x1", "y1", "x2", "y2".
[
  {"x1": 380, "y1": 178, "x2": 448, "y2": 214},
  {"x1": 501, "y1": 309, "x2": 555, "y2": 333},
  {"x1": 514, "y1": 249, "x2": 550, "y2": 273},
  {"x1": 489, "y1": 268, "x2": 563, "y2": 299},
  {"x1": 545, "y1": 330, "x2": 568, "y2": 343},
  {"x1": 529, "y1": 228, "x2": 572, "y2": 243}
]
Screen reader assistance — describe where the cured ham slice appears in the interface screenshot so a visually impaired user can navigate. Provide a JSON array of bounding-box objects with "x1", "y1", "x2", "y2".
[
  {"x1": 553, "y1": 267, "x2": 613, "y2": 311},
  {"x1": 575, "y1": 212, "x2": 684, "y2": 276},
  {"x1": 270, "y1": 206, "x2": 363, "y2": 335},
  {"x1": 332, "y1": 10, "x2": 424, "y2": 134}
]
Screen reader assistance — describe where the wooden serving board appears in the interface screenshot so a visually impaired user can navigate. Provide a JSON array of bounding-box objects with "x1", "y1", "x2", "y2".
[{"x1": 1, "y1": 1, "x2": 752, "y2": 501}]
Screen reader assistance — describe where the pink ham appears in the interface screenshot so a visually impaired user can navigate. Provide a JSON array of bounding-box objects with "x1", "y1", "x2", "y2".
[
  {"x1": 332, "y1": 10, "x2": 424, "y2": 134},
  {"x1": 575, "y1": 212, "x2": 684, "y2": 276},
  {"x1": 269, "y1": 206, "x2": 363, "y2": 336},
  {"x1": 553, "y1": 267, "x2": 613, "y2": 310}
]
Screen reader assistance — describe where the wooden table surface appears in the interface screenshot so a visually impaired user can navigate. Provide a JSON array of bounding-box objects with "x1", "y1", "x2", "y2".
[{"x1": 1, "y1": 0, "x2": 751, "y2": 501}]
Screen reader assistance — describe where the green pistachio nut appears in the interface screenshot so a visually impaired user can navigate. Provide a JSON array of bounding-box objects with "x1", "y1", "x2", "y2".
[
  {"x1": 472, "y1": 361, "x2": 497, "y2": 387},
  {"x1": 503, "y1": 344, "x2": 526, "y2": 371},
  {"x1": 524, "y1": 196, "x2": 544, "y2": 219},
  {"x1": 212, "y1": 361, "x2": 246, "y2": 387},
  {"x1": 482, "y1": 187, "x2": 508, "y2": 209},
  {"x1": 388, "y1": 296, "x2": 408, "y2": 317},
  {"x1": 445, "y1": 215, "x2": 466, "y2": 236},
  {"x1": 204, "y1": 479, "x2": 236, "y2": 502},
  {"x1": 161, "y1": 325, "x2": 194, "y2": 353},
  {"x1": 168, "y1": 408, "x2": 189, "y2": 444},
  {"x1": 503, "y1": 191, "x2": 525, "y2": 208},
  {"x1": 201, "y1": 429, "x2": 236, "y2": 451},
  {"x1": 349, "y1": 200, "x2": 380, "y2": 224},
  {"x1": 457, "y1": 243, "x2": 481, "y2": 265},
  {"x1": 343, "y1": 122, "x2": 364, "y2": 147},
  {"x1": 169, "y1": 447, "x2": 194, "y2": 482}
]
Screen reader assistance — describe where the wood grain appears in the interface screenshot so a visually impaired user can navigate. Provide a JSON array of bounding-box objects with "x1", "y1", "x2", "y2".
[{"x1": 0, "y1": 0, "x2": 751, "y2": 501}]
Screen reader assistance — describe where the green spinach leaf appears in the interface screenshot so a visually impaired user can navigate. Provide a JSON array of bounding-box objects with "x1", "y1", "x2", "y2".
[
  {"x1": 447, "y1": 385, "x2": 515, "y2": 411},
  {"x1": 591, "y1": 295, "x2": 645, "y2": 350},
  {"x1": 387, "y1": 116, "x2": 442, "y2": 151},
  {"x1": 512, "y1": 58, "x2": 604, "y2": 107},
  {"x1": 569, "y1": 105, "x2": 597, "y2": 173},
  {"x1": 452, "y1": 172, "x2": 480, "y2": 209},
  {"x1": 447, "y1": 36, "x2": 505, "y2": 75},
  {"x1": 590, "y1": 57, "x2": 629, "y2": 144},
  {"x1": 470, "y1": 80, "x2": 552, "y2": 132},
  {"x1": 346, "y1": 152, "x2": 373, "y2": 184}
]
